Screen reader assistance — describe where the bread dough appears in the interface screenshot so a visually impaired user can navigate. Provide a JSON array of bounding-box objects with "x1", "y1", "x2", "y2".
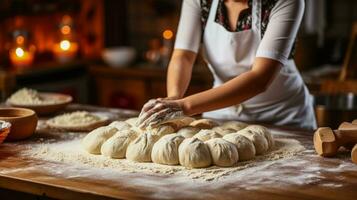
[
  {"x1": 82, "y1": 126, "x2": 118, "y2": 154},
  {"x1": 205, "y1": 138, "x2": 239, "y2": 167},
  {"x1": 221, "y1": 121, "x2": 248, "y2": 131},
  {"x1": 244, "y1": 125, "x2": 274, "y2": 149},
  {"x1": 101, "y1": 129, "x2": 139, "y2": 158},
  {"x1": 125, "y1": 117, "x2": 138, "y2": 126},
  {"x1": 126, "y1": 132, "x2": 159, "y2": 162},
  {"x1": 108, "y1": 121, "x2": 131, "y2": 130},
  {"x1": 147, "y1": 125, "x2": 175, "y2": 138},
  {"x1": 237, "y1": 129, "x2": 268, "y2": 155},
  {"x1": 193, "y1": 129, "x2": 221, "y2": 141},
  {"x1": 151, "y1": 134, "x2": 185, "y2": 165},
  {"x1": 212, "y1": 126, "x2": 236, "y2": 136},
  {"x1": 178, "y1": 138, "x2": 212, "y2": 168},
  {"x1": 190, "y1": 119, "x2": 219, "y2": 129},
  {"x1": 177, "y1": 126, "x2": 200, "y2": 138},
  {"x1": 223, "y1": 133, "x2": 256, "y2": 161}
]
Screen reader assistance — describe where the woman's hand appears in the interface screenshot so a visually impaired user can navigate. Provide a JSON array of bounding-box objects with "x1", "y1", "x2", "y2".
[{"x1": 136, "y1": 98, "x2": 187, "y2": 129}]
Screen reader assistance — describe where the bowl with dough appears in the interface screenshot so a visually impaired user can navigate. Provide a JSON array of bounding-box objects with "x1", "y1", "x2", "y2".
[
  {"x1": 0, "y1": 108, "x2": 38, "y2": 141},
  {"x1": 102, "y1": 47, "x2": 136, "y2": 68}
]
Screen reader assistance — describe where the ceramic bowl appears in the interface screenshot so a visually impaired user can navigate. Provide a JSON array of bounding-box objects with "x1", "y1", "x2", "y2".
[
  {"x1": 102, "y1": 47, "x2": 136, "y2": 67},
  {"x1": 0, "y1": 108, "x2": 38, "y2": 141}
]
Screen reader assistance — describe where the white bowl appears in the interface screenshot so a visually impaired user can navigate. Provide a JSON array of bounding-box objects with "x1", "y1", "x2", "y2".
[{"x1": 102, "y1": 47, "x2": 136, "y2": 67}]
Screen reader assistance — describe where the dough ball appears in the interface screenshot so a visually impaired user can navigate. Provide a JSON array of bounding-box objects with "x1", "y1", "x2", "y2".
[
  {"x1": 212, "y1": 126, "x2": 236, "y2": 136},
  {"x1": 177, "y1": 126, "x2": 200, "y2": 138},
  {"x1": 221, "y1": 121, "x2": 248, "y2": 131},
  {"x1": 125, "y1": 117, "x2": 138, "y2": 126},
  {"x1": 126, "y1": 132, "x2": 160, "y2": 162},
  {"x1": 223, "y1": 133, "x2": 256, "y2": 161},
  {"x1": 193, "y1": 129, "x2": 221, "y2": 142},
  {"x1": 108, "y1": 121, "x2": 131, "y2": 130},
  {"x1": 82, "y1": 126, "x2": 118, "y2": 154},
  {"x1": 244, "y1": 125, "x2": 274, "y2": 149},
  {"x1": 101, "y1": 129, "x2": 139, "y2": 158},
  {"x1": 189, "y1": 119, "x2": 219, "y2": 129},
  {"x1": 151, "y1": 134, "x2": 185, "y2": 165},
  {"x1": 147, "y1": 125, "x2": 175, "y2": 138},
  {"x1": 163, "y1": 117, "x2": 196, "y2": 130},
  {"x1": 205, "y1": 138, "x2": 239, "y2": 167},
  {"x1": 237, "y1": 129, "x2": 268, "y2": 155},
  {"x1": 178, "y1": 138, "x2": 212, "y2": 168}
]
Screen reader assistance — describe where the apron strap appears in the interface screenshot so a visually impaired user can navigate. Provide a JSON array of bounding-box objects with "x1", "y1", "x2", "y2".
[
  {"x1": 252, "y1": 0, "x2": 262, "y2": 38},
  {"x1": 207, "y1": 0, "x2": 220, "y2": 23}
]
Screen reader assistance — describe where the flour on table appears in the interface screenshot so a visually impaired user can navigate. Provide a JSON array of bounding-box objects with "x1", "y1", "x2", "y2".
[{"x1": 22, "y1": 133, "x2": 305, "y2": 181}]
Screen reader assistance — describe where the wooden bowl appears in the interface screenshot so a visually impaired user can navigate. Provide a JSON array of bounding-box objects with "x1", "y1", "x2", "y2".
[
  {"x1": 7, "y1": 93, "x2": 72, "y2": 116},
  {"x1": 0, "y1": 108, "x2": 38, "y2": 141},
  {"x1": 0, "y1": 121, "x2": 11, "y2": 144}
]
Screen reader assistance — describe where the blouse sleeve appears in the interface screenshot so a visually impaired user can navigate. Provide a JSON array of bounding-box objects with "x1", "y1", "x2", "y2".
[
  {"x1": 174, "y1": 0, "x2": 202, "y2": 53},
  {"x1": 256, "y1": 0, "x2": 305, "y2": 65}
]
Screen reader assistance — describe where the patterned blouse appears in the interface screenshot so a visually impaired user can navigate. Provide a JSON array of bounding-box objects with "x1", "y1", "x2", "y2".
[{"x1": 200, "y1": 0, "x2": 295, "y2": 58}]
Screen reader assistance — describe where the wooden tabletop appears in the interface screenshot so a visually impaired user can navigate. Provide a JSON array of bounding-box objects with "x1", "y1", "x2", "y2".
[{"x1": 1, "y1": 104, "x2": 357, "y2": 200}]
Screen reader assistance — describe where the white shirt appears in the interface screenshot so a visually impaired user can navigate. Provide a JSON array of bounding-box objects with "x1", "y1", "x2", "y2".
[{"x1": 174, "y1": 0, "x2": 305, "y2": 65}]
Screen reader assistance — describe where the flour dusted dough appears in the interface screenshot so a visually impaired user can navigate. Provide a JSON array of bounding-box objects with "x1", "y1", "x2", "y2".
[
  {"x1": 164, "y1": 117, "x2": 196, "y2": 130},
  {"x1": 108, "y1": 121, "x2": 131, "y2": 130},
  {"x1": 223, "y1": 133, "x2": 256, "y2": 161},
  {"x1": 190, "y1": 119, "x2": 219, "y2": 129},
  {"x1": 126, "y1": 132, "x2": 159, "y2": 162},
  {"x1": 205, "y1": 138, "x2": 239, "y2": 167},
  {"x1": 221, "y1": 121, "x2": 248, "y2": 131},
  {"x1": 193, "y1": 129, "x2": 221, "y2": 142},
  {"x1": 178, "y1": 138, "x2": 212, "y2": 168},
  {"x1": 151, "y1": 134, "x2": 185, "y2": 165},
  {"x1": 147, "y1": 125, "x2": 175, "y2": 138},
  {"x1": 177, "y1": 126, "x2": 200, "y2": 138},
  {"x1": 82, "y1": 126, "x2": 118, "y2": 154},
  {"x1": 244, "y1": 125, "x2": 274, "y2": 149},
  {"x1": 125, "y1": 117, "x2": 138, "y2": 126},
  {"x1": 101, "y1": 129, "x2": 139, "y2": 158},
  {"x1": 212, "y1": 126, "x2": 235, "y2": 136},
  {"x1": 237, "y1": 129, "x2": 268, "y2": 155}
]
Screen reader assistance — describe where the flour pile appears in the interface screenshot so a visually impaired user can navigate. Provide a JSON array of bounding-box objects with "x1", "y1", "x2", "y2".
[{"x1": 22, "y1": 134, "x2": 305, "y2": 181}]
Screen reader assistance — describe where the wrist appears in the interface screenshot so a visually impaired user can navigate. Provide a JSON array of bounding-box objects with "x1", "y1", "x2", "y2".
[{"x1": 178, "y1": 98, "x2": 193, "y2": 116}]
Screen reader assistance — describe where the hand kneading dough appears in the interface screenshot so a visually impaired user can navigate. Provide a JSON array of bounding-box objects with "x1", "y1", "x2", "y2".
[
  {"x1": 244, "y1": 125, "x2": 274, "y2": 149},
  {"x1": 212, "y1": 126, "x2": 235, "y2": 136},
  {"x1": 126, "y1": 132, "x2": 159, "y2": 162},
  {"x1": 221, "y1": 121, "x2": 248, "y2": 131},
  {"x1": 125, "y1": 117, "x2": 138, "y2": 126},
  {"x1": 101, "y1": 129, "x2": 139, "y2": 158},
  {"x1": 178, "y1": 138, "x2": 212, "y2": 168},
  {"x1": 177, "y1": 126, "x2": 200, "y2": 138},
  {"x1": 193, "y1": 129, "x2": 221, "y2": 141},
  {"x1": 108, "y1": 121, "x2": 131, "y2": 130},
  {"x1": 237, "y1": 129, "x2": 268, "y2": 155},
  {"x1": 189, "y1": 119, "x2": 219, "y2": 129},
  {"x1": 151, "y1": 134, "x2": 185, "y2": 165},
  {"x1": 223, "y1": 133, "x2": 256, "y2": 161},
  {"x1": 82, "y1": 126, "x2": 118, "y2": 154},
  {"x1": 147, "y1": 125, "x2": 175, "y2": 138},
  {"x1": 205, "y1": 138, "x2": 239, "y2": 167}
]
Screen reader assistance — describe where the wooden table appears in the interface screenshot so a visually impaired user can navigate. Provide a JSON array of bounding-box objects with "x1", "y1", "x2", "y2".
[{"x1": 1, "y1": 104, "x2": 357, "y2": 200}]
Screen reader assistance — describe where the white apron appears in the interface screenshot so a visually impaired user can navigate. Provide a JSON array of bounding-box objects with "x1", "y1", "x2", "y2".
[{"x1": 202, "y1": 0, "x2": 317, "y2": 130}]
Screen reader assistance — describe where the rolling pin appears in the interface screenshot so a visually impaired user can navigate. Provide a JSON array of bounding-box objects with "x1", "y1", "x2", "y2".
[
  {"x1": 352, "y1": 144, "x2": 357, "y2": 164},
  {"x1": 314, "y1": 127, "x2": 357, "y2": 157}
]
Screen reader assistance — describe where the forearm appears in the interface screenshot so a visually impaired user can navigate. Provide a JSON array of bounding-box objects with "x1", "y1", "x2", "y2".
[
  {"x1": 181, "y1": 58, "x2": 281, "y2": 116},
  {"x1": 166, "y1": 50, "x2": 196, "y2": 98}
]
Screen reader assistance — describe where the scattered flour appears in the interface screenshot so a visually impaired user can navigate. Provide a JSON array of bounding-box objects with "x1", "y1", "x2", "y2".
[{"x1": 22, "y1": 134, "x2": 305, "y2": 181}]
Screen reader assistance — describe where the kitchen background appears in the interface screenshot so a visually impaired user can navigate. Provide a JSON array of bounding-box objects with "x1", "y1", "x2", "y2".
[{"x1": 0, "y1": 0, "x2": 357, "y2": 128}]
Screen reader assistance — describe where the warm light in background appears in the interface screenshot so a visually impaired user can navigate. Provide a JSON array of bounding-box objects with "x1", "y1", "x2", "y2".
[
  {"x1": 16, "y1": 36, "x2": 25, "y2": 45},
  {"x1": 60, "y1": 40, "x2": 71, "y2": 51},
  {"x1": 163, "y1": 29, "x2": 173, "y2": 40},
  {"x1": 60, "y1": 25, "x2": 71, "y2": 35},
  {"x1": 15, "y1": 47, "x2": 25, "y2": 57}
]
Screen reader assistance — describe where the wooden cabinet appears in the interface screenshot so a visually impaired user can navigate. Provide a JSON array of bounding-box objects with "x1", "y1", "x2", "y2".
[{"x1": 89, "y1": 65, "x2": 213, "y2": 110}]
